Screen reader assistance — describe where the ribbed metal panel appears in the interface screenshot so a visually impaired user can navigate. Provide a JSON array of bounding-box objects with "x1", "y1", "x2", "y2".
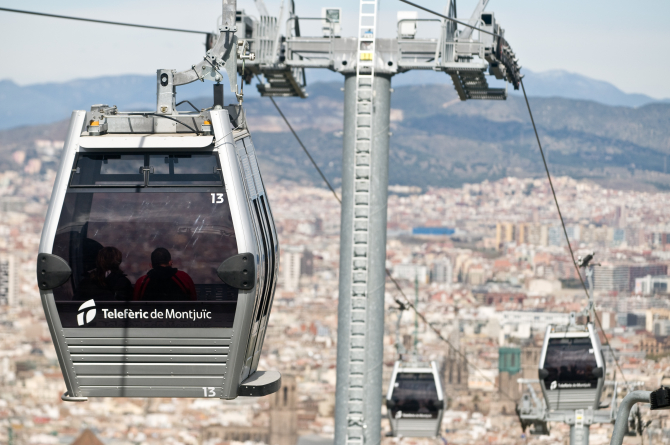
[
  {"x1": 72, "y1": 363, "x2": 226, "y2": 375},
  {"x1": 78, "y1": 386, "x2": 224, "y2": 397},
  {"x1": 76, "y1": 376, "x2": 224, "y2": 386},
  {"x1": 64, "y1": 331, "x2": 230, "y2": 396},
  {"x1": 68, "y1": 346, "x2": 229, "y2": 354},
  {"x1": 546, "y1": 389, "x2": 598, "y2": 411},
  {"x1": 392, "y1": 419, "x2": 439, "y2": 438}
]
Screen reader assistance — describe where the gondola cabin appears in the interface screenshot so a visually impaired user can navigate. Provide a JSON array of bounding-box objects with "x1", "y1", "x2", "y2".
[
  {"x1": 385, "y1": 360, "x2": 444, "y2": 437},
  {"x1": 36, "y1": 71, "x2": 279, "y2": 401},
  {"x1": 539, "y1": 323, "x2": 605, "y2": 411}
]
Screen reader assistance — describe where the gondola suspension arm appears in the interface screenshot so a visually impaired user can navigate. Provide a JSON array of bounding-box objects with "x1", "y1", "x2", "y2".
[{"x1": 173, "y1": 0, "x2": 255, "y2": 102}]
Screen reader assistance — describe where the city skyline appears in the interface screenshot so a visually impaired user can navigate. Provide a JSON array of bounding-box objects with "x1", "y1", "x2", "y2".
[{"x1": 2, "y1": 150, "x2": 670, "y2": 442}]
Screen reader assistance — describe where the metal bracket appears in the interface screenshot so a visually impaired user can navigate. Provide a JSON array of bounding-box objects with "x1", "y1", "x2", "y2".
[
  {"x1": 174, "y1": 30, "x2": 239, "y2": 93},
  {"x1": 217, "y1": 253, "x2": 255, "y2": 290},
  {"x1": 36, "y1": 253, "x2": 72, "y2": 290},
  {"x1": 238, "y1": 370, "x2": 281, "y2": 397},
  {"x1": 192, "y1": 64, "x2": 205, "y2": 82},
  {"x1": 61, "y1": 391, "x2": 88, "y2": 402}
]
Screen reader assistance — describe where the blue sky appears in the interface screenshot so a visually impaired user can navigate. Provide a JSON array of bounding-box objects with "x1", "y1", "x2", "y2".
[{"x1": 0, "y1": 0, "x2": 668, "y2": 98}]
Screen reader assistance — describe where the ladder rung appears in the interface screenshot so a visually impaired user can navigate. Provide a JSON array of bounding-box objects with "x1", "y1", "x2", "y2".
[{"x1": 348, "y1": 1, "x2": 376, "y2": 435}]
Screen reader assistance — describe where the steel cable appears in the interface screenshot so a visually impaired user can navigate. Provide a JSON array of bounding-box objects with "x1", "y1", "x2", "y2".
[
  {"x1": 520, "y1": 78, "x2": 628, "y2": 385},
  {"x1": 256, "y1": 76, "x2": 342, "y2": 204},
  {"x1": 0, "y1": 7, "x2": 208, "y2": 34},
  {"x1": 264, "y1": 94, "x2": 518, "y2": 403}
]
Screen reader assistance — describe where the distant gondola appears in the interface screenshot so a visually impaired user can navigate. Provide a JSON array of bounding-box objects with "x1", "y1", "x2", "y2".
[
  {"x1": 539, "y1": 322, "x2": 605, "y2": 411},
  {"x1": 385, "y1": 360, "x2": 444, "y2": 437},
  {"x1": 36, "y1": 69, "x2": 280, "y2": 401}
]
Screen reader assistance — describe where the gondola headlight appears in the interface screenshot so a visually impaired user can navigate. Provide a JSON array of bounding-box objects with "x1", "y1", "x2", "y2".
[
  {"x1": 87, "y1": 119, "x2": 107, "y2": 136},
  {"x1": 201, "y1": 120, "x2": 213, "y2": 135}
]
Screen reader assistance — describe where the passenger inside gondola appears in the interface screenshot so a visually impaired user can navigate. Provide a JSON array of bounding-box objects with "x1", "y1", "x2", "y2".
[
  {"x1": 75, "y1": 246, "x2": 133, "y2": 301},
  {"x1": 134, "y1": 248, "x2": 196, "y2": 301},
  {"x1": 51, "y1": 152, "x2": 239, "y2": 303}
]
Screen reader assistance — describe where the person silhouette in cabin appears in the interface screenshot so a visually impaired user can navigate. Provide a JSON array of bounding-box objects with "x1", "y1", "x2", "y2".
[
  {"x1": 75, "y1": 246, "x2": 133, "y2": 301},
  {"x1": 134, "y1": 247, "x2": 196, "y2": 301}
]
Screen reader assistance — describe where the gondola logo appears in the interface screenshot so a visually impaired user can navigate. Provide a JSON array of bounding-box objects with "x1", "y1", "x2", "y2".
[
  {"x1": 550, "y1": 381, "x2": 557, "y2": 390},
  {"x1": 77, "y1": 299, "x2": 97, "y2": 326}
]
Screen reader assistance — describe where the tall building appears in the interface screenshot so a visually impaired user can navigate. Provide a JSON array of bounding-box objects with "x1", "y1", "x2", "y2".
[
  {"x1": 526, "y1": 224, "x2": 548, "y2": 247},
  {"x1": 0, "y1": 255, "x2": 17, "y2": 306},
  {"x1": 270, "y1": 374, "x2": 298, "y2": 445},
  {"x1": 593, "y1": 265, "x2": 631, "y2": 292},
  {"x1": 626, "y1": 227, "x2": 646, "y2": 248},
  {"x1": 651, "y1": 232, "x2": 670, "y2": 249},
  {"x1": 281, "y1": 246, "x2": 314, "y2": 291},
  {"x1": 594, "y1": 264, "x2": 668, "y2": 292},
  {"x1": 498, "y1": 347, "x2": 521, "y2": 401},
  {"x1": 517, "y1": 223, "x2": 527, "y2": 244},
  {"x1": 630, "y1": 265, "x2": 668, "y2": 291},
  {"x1": 442, "y1": 330, "x2": 468, "y2": 394},
  {"x1": 521, "y1": 345, "x2": 541, "y2": 380},
  {"x1": 614, "y1": 205, "x2": 626, "y2": 228},
  {"x1": 566, "y1": 225, "x2": 581, "y2": 241},
  {"x1": 0, "y1": 197, "x2": 26, "y2": 213},
  {"x1": 393, "y1": 263, "x2": 429, "y2": 284},
  {"x1": 495, "y1": 222, "x2": 515, "y2": 247},
  {"x1": 431, "y1": 259, "x2": 453, "y2": 283},
  {"x1": 547, "y1": 226, "x2": 564, "y2": 247},
  {"x1": 282, "y1": 248, "x2": 303, "y2": 291},
  {"x1": 300, "y1": 250, "x2": 314, "y2": 276},
  {"x1": 636, "y1": 275, "x2": 670, "y2": 295}
]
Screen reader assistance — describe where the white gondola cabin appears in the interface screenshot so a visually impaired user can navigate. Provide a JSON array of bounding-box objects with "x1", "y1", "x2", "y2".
[
  {"x1": 37, "y1": 70, "x2": 280, "y2": 401},
  {"x1": 385, "y1": 360, "x2": 444, "y2": 437},
  {"x1": 539, "y1": 323, "x2": 605, "y2": 411}
]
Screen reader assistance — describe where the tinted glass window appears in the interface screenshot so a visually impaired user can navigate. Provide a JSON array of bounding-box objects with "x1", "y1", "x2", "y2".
[
  {"x1": 71, "y1": 153, "x2": 222, "y2": 186},
  {"x1": 389, "y1": 372, "x2": 441, "y2": 419},
  {"x1": 52, "y1": 190, "x2": 237, "y2": 303},
  {"x1": 543, "y1": 337, "x2": 598, "y2": 390}
]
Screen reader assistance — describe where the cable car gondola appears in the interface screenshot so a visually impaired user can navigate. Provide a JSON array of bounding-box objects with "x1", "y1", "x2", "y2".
[
  {"x1": 538, "y1": 319, "x2": 605, "y2": 411},
  {"x1": 36, "y1": 67, "x2": 280, "y2": 401},
  {"x1": 385, "y1": 360, "x2": 445, "y2": 437}
]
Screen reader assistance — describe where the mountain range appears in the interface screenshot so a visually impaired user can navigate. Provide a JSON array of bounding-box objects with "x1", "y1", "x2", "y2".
[
  {"x1": 0, "y1": 69, "x2": 667, "y2": 131},
  {"x1": 1, "y1": 79, "x2": 670, "y2": 192}
]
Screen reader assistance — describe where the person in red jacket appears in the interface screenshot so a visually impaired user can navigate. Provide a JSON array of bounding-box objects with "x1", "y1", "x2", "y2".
[{"x1": 134, "y1": 247, "x2": 197, "y2": 301}]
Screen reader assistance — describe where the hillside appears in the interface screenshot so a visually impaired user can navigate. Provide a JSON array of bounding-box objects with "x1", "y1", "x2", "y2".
[
  {"x1": 0, "y1": 68, "x2": 668, "y2": 131},
  {"x1": 2, "y1": 82, "x2": 670, "y2": 191}
]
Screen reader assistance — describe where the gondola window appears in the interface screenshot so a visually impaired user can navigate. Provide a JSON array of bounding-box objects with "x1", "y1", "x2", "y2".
[
  {"x1": 390, "y1": 373, "x2": 441, "y2": 419},
  {"x1": 51, "y1": 151, "x2": 238, "y2": 328},
  {"x1": 543, "y1": 337, "x2": 598, "y2": 389}
]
